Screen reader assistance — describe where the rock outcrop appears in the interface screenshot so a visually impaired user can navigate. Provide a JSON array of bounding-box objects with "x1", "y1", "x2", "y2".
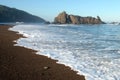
[
  {"x1": 54, "y1": 11, "x2": 104, "y2": 24},
  {"x1": 54, "y1": 11, "x2": 68, "y2": 24}
]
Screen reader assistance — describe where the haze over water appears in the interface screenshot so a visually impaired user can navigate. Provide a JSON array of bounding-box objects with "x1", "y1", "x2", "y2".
[{"x1": 10, "y1": 24, "x2": 120, "y2": 80}]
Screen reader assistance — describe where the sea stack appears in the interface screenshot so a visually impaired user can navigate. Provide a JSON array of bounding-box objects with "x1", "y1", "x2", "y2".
[{"x1": 54, "y1": 11, "x2": 104, "y2": 24}]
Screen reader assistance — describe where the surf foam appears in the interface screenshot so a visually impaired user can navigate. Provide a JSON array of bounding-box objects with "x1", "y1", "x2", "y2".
[{"x1": 10, "y1": 24, "x2": 120, "y2": 80}]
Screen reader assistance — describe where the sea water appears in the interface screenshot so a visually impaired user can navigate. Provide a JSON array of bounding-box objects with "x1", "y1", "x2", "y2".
[{"x1": 10, "y1": 24, "x2": 120, "y2": 80}]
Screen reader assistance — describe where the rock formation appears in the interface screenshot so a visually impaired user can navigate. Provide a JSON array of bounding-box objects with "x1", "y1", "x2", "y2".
[
  {"x1": 54, "y1": 11, "x2": 104, "y2": 24},
  {"x1": 54, "y1": 11, "x2": 68, "y2": 24}
]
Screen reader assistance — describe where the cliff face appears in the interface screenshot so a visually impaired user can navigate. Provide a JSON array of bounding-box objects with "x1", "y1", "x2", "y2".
[
  {"x1": 0, "y1": 5, "x2": 46, "y2": 23},
  {"x1": 54, "y1": 11, "x2": 67, "y2": 24},
  {"x1": 54, "y1": 11, "x2": 104, "y2": 24}
]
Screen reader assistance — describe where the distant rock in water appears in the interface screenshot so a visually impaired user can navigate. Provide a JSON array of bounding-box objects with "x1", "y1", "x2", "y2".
[
  {"x1": 54, "y1": 11, "x2": 105, "y2": 24},
  {"x1": 0, "y1": 5, "x2": 46, "y2": 23}
]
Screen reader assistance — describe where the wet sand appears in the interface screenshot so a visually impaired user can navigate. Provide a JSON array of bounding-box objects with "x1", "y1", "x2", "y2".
[{"x1": 0, "y1": 25, "x2": 85, "y2": 80}]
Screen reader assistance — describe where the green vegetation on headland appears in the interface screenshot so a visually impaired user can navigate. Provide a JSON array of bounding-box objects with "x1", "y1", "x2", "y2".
[{"x1": 0, "y1": 5, "x2": 46, "y2": 23}]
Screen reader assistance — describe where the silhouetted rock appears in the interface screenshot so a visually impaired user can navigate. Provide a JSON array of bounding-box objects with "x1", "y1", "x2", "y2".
[
  {"x1": 44, "y1": 21, "x2": 50, "y2": 24},
  {"x1": 54, "y1": 11, "x2": 104, "y2": 24}
]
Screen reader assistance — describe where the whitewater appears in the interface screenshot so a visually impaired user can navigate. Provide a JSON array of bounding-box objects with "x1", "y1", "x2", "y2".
[{"x1": 10, "y1": 24, "x2": 120, "y2": 80}]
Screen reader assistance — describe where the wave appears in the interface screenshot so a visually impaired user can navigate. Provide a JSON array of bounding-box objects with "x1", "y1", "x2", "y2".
[{"x1": 10, "y1": 24, "x2": 120, "y2": 80}]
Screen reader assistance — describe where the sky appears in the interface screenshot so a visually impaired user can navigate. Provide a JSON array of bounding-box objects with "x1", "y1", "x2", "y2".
[{"x1": 0, "y1": 0, "x2": 120, "y2": 22}]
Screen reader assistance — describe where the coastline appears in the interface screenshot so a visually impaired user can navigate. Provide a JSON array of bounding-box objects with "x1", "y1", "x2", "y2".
[{"x1": 0, "y1": 25, "x2": 85, "y2": 80}]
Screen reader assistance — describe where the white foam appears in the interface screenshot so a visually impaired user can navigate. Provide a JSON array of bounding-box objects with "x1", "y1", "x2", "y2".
[{"x1": 10, "y1": 24, "x2": 120, "y2": 80}]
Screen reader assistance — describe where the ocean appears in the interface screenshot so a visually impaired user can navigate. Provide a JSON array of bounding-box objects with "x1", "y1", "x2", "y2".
[{"x1": 10, "y1": 24, "x2": 120, "y2": 80}]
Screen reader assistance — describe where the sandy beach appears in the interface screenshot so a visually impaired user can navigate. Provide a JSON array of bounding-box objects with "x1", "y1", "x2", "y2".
[{"x1": 0, "y1": 25, "x2": 85, "y2": 80}]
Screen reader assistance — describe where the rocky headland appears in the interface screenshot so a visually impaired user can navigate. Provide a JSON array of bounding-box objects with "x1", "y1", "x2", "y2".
[
  {"x1": 0, "y1": 5, "x2": 46, "y2": 23},
  {"x1": 54, "y1": 11, "x2": 105, "y2": 24}
]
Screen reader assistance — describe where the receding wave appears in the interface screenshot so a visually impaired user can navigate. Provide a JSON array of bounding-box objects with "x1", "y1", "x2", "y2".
[{"x1": 10, "y1": 24, "x2": 120, "y2": 80}]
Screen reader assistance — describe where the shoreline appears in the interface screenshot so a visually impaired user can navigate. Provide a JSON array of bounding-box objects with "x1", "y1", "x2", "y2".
[{"x1": 0, "y1": 25, "x2": 85, "y2": 80}]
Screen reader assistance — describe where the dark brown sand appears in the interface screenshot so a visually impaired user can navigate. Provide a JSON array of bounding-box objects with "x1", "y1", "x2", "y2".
[{"x1": 0, "y1": 25, "x2": 85, "y2": 80}]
